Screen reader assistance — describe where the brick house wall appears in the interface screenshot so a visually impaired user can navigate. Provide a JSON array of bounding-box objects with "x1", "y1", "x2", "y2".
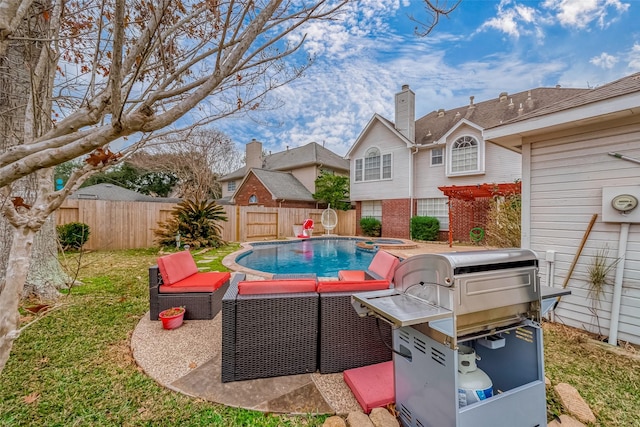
[
  {"x1": 448, "y1": 198, "x2": 491, "y2": 243},
  {"x1": 381, "y1": 199, "x2": 411, "y2": 239},
  {"x1": 234, "y1": 173, "x2": 317, "y2": 208}
]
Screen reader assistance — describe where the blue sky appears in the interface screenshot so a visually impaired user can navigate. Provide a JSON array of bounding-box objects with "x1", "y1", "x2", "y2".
[{"x1": 216, "y1": 0, "x2": 640, "y2": 158}]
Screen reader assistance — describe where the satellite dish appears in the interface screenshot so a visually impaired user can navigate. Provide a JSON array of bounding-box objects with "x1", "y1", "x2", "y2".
[{"x1": 321, "y1": 204, "x2": 338, "y2": 235}]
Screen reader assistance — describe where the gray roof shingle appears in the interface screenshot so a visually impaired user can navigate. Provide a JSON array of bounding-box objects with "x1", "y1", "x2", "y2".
[
  {"x1": 220, "y1": 141, "x2": 348, "y2": 182},
  {"x1": 489, "y1": 72, "x2": 640, "y2": 126},
  {"x1": 249, "y1": 169, "x2": 315, "y2": 201},
  {"x1": 415, "y1": 87, "x2": 590, "y2": 144},
  {"x1": 70, "y1": 183, "x2": 180, "y2": 203}
]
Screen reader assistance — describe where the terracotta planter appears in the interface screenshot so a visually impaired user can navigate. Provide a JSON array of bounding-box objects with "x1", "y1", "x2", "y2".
[{"x1": 158, "y1": 307, "x2": 185, "y2": 330}]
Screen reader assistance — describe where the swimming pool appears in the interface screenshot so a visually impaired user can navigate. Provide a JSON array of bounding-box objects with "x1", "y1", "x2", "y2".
[{"x1": 234, "y1": 238, "x2": 375, "y2": 277}]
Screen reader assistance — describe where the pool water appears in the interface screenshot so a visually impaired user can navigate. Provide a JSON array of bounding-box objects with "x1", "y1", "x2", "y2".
[{"x1": 236, "y1": 238, "x2": 375, "y2": 277}]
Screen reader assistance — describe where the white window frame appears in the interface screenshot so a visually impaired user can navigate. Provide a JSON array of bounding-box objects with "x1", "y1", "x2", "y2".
[
  {"x1": 227, "y1": 180, "x2": 236, "y2": 192},
  {"x1": 448, "y1": 135, "x2": 484, "y2": 176},
  {"x1": 431, "y1": 147, "x2": 444, "y2": 166},
  {"x1": 416, "y1": 198, "x2": 449, "y2": 230},
  {"x1": 361, "y1": 200, "x2": 382, "y2": 221},
  {"x1": 248, "y1": 194, "x2": 258, "y2": 204},
  {"x1": 354, "y1": 147, "x2": 392, "y2": 182}
]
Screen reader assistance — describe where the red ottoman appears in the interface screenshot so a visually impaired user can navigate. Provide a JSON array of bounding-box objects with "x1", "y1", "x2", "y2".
[{"x1": 343, "y1": 361, "x2": 394, "y2": 413}]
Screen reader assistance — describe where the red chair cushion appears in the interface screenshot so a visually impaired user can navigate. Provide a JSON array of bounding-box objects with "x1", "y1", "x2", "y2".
[
  {"x1": 159, "y1": 271, "x2": 230, "y2": 293},
  {"x1": 338, "y1": 270, "x2": 366, "y2": 281},
  {"x1": 369, "y1": 251, "x2": 400, "y2": 283},
  {"x1": 238, "y1": 279, "x2": 317, "y2": 295},
  {"x1": 157, "y1": 251, "x2": 198, "y2": 285},
  {"x1": 317, "y1": 280, "x2": 390, "y2": 293},
  {"x1": 343, "y1": 361, "x2": 394, "y2": 413}
]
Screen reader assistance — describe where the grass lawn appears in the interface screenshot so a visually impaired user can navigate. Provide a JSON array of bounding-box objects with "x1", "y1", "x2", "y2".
[{"x1": 1, "y1": 245, "x2": 639, "y2": 426}]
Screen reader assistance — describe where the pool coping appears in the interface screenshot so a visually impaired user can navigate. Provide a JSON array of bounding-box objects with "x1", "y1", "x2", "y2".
[{"x1": 222, "y1": 236, "x2": 374, "y2": 279}]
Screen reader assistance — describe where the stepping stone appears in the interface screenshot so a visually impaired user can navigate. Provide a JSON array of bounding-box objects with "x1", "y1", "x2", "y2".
[{"x1": 554, "y1": 383, "x2": 596, "y2": 424}]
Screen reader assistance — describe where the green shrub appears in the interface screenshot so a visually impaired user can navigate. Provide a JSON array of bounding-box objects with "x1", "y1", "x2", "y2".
[
  {"x1": 360, "y1": 217, "x2": 381, "y2": 237},
  {"x1": 57, "y1": 222, "x2": 91, "y2": 250},
  {"x1": 154, "y1": 198, "x2": 228, "y2": 249},
  {"x1": 410, "y1": 216, "x2": 440, "y2": 241}
]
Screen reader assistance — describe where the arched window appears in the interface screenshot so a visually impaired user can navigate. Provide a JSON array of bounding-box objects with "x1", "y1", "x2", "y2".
[
  {"x1": 354, "y1": 147, "x2": 392, "y2": 182},
  {"x1": 248, "y1": 194, "x2": 258, "y2": 204},
  {"x1": 451, "y1": 136, "x2": 479, "y2": 173}
]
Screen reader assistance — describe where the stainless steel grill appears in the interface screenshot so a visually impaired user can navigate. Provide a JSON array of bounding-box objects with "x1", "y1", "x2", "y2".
[{"x1": 352, "y1": 249, "x2": 568, "y2": 427}]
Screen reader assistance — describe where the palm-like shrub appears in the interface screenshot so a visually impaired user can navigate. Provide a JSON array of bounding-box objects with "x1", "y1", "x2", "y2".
[{"x1": 154, "y1": 199, "x2": 227, "y2": 249}]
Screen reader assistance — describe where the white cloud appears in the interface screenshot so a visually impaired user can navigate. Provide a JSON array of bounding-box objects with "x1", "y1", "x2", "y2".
[
  {"x1": 590, "y1": 52, "x2": 618, "y2": 69},
  {"x1": 628, "y1": 43, "x2": 640, "y2": 71},
  {"x1": 542, "y1": 0, "x2": 630, "y2": 29},
  {"x1": 478, "y1": 0, "x2": 543, "y2": 39}
]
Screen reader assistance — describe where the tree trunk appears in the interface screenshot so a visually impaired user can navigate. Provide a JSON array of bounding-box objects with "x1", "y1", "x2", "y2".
[{"x1": 0, "y1": 226, "x2": 36, "y2": 372}]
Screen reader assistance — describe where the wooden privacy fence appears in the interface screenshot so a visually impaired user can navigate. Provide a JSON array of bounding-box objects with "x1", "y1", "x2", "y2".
[{"x1": 56, "y1": 199, "x2": 356, "y2": 250}]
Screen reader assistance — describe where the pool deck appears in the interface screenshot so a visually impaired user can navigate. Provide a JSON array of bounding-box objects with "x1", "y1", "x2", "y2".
[{"x1": 132, "y1": 240, "x2": 488, "y2": 415}]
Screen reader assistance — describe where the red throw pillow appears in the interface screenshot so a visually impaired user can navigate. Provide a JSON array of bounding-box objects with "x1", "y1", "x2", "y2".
[{"x1": 316, "y1": 280, "x2": 390, "y2": 293}]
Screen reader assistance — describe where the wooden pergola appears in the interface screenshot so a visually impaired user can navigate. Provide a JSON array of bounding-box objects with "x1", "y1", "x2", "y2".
[{"x1": 438, "y1": 182, "x2": 522, "y2": 246}]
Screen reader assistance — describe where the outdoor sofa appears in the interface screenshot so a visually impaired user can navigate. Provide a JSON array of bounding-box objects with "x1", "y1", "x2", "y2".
[
  {"x1": 149, "y1": 250, "x2": 231, "y2": 320},
  {"x1": 221, "y1": 273, "x2": 394, "y2": 382}
]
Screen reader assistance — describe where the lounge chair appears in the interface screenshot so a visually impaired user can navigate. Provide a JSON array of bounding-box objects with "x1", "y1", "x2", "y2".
[
  {"x1": 338, "y1": 249, "x2": 400, "y2": 283},
  {"x1": 149, "y1": 250, "x2": 231, "y2": 320}
]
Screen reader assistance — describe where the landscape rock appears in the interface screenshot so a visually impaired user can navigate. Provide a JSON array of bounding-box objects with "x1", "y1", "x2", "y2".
[
  {"x1": 322, "y1": 415, "x2": 346, "y2": 427},
  {"x1": 554, "y1": 383, "x2": 596, "y2": 424},
  {"x1": 346, "y1": 411, "x2": 374, "y2": 427},
  {"x1": 547, "y1": 414, "x2": 586, "y2": 426},
  {"x1": 369, "y1": 407, "x2": 399, "y2": 427}
]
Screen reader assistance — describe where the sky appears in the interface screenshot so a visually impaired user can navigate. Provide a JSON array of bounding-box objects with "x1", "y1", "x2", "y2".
[{"x1": 216, "y1": 0, "x2": 640, "y2": 158}]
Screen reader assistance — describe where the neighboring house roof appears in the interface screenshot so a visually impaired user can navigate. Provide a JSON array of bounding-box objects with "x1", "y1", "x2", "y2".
[
  {"x1": 485, "y1": 72, "x2": 640, "y2": 150},
  {"x1": 70, "y1": 183, "x2": 181, "y2": 203},
  {"x1": 346, "y1": 113, "x2": 414, "y2": 159},
  {"x1": 415, "y1": 87, "x2": 590, "y2": 145},
  {"x1": 234, "y1": 169, "x2": 315, "y2": 202},
  {"x1": 220, "y1": 141, "x2": 349, "y2": 182}
]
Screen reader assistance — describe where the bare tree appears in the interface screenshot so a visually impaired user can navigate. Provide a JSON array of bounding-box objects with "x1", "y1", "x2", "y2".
[
  {"x1": 130, "y1": 128, "x2": 244, "y2": 200},
  {"x1": 0, "y1": 0, "x2": 460, "y2": 373},
  {"x1": 0, "y1": 0, "x2": 348, "y2": 374},
  {"x1": 412, "y1": 0, "x2": 461, "y2": 36}
]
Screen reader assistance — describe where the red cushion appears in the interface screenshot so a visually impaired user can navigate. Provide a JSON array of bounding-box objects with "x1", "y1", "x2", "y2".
[
  {"x1": 238, "y1": 279, "x2": 317, "y2": 295},
  {"x1": 159, "y1": 271, "x2": 230, "y2": 293},
  {"x1": 343, "y1": 361, "x2": 394, "y2": 413},
  {"x1": 369, "y1": 251, "x2": 400, "y2": 283},
  {"x1": 157, "y1": 251, "x2": 198, "y2": 285},
  {"x1": 317, "y1": 280, "x2": 390, "y2": 293},
  {"x1": 338, "y1": 270, "x2": 365, "y2": 281}
]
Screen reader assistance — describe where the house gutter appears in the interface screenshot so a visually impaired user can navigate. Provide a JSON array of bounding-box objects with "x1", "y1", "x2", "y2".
[{"x1": 608, "y1": 222, "x2": 630, "y2": 346}]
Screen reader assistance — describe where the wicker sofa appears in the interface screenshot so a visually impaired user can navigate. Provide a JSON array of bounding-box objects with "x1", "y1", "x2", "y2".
[
  {"x1": 317, "y1": 280, "x2": 393, "y2": 374},
  {"x1": 221, "y1": 274, "x2": 394, "y2": 382},
  {"x1": 221, "y1": 274, "x2": 320, "y2": 382},
  {"x1": 149, "y1": 250, "x2": 231, "y2": 320}
]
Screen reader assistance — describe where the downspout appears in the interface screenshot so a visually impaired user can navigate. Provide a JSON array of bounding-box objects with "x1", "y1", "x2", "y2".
[{"x1": 410, "y1": 146, "x2": 418, "y2": 222}]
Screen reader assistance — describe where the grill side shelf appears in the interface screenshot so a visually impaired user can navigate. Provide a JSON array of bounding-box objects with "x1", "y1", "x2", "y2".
[{"x1": 351, "y1": 290, "x2": 453, "y2": 327}]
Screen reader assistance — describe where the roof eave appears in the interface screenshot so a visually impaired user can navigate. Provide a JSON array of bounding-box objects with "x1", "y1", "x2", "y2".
[{"x1": 485, "y1": 94, "x2": 640, "y2": 151}]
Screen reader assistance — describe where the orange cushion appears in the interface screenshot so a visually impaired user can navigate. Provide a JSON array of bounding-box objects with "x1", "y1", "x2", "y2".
[
  {"x1": 238, "y1": 279, "x2": 317, "y2": 295},
  {"x1": 344, "y1": 361, "x2": 394, "y2": 413},
  {"x1": 317, "y1": 280, "x2": 390, "y2": 293},
  {"x1": 159, "y1": 271, "x2": 230, "y2": 293},
  {"x1": 157, "y1": 251, "x2": 198, "y2": 285},
  {"x1": 369, "y1": 251, "x2": 400, "y2": 283},
  {"x1": 338, "y1": 270, "x2": 366, "y2": 281}
]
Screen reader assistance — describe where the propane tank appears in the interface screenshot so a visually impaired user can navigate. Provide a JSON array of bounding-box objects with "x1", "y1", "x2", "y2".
[{"x1": 457, "y1": 345, "x2": 493, "y2": 407}]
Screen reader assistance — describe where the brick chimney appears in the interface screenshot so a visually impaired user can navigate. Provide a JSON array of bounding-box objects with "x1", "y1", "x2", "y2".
[
  {"x1": 245, "y1": 138, "x2": 263, "y2": 169},
  {"x1": 395, "y1": 84, "x2": 415, "y2": 142}
]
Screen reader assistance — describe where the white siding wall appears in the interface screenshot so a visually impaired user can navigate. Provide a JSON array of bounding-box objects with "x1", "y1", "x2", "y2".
[
  {"x1": 525, "y1": 117, "x2": 640, "y2": 344},
  {"x1": 350, "y1": 122, "x2": 412, "y2": 201},
  {"x1": 413, "y1": 125, "x2": 521, "y2": 199}
]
